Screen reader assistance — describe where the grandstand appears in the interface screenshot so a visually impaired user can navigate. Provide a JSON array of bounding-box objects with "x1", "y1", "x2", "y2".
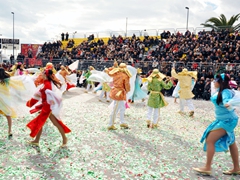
[{"x1": 29, "y1": 28, "x2": 240, "y2": 79}]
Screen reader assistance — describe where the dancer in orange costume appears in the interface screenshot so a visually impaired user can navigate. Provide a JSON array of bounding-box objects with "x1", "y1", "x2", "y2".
[
  {"x1": 26, "y1": 69, "x2": 71, "y2": 147},
  {"x1": 106, "y1": 63, "x2": 131, "y2": 130}
]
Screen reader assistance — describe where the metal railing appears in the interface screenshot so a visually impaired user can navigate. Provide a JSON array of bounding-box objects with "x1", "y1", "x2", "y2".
[
  {"x1": 66, "y1": 26, "x2": 238, "y2": 40},
  {"x1": 11, "y1": 57, "x2": 240, "y2": 77},
  {"x1": 76, "y1": 59, "x2": 240, "y2": 75}
]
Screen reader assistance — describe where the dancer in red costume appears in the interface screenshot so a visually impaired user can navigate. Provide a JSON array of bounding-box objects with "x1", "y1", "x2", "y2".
[
  {"x1": 26, "y1": 69, "x2": 71, "y2": 147},
  {"x1": 34, "y1": 63, "x2": 59, "y2": 87}
]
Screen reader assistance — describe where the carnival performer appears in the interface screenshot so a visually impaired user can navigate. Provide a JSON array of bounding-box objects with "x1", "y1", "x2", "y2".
[
  {"x1": 193, "y1": 73, "x2": 240, "y2": 175},
  {"x1": 171, "y1": 68, "x2": 197, "y2": 117},
  {"x1": 172, "y1": 79, "x2": 196, "y2": 103},
  {"x1": 129, "y1": 68, "x2": 147, "y2": 103},
  {"x1": 87, "y1": 68, "x2": 112, "y2": 101},
  {"x1": 0, "y1": 67, "x2": 31, "y2": 138},
  {"x1": 106, "y1": 63, "x2": 131, "y2": 130},
  {"x1": 99, "y1": 69, "x2": 111, "y2": 102},
  {"x1": 93, "y1": 83, "x2": 102, "y2": 94},
  {"x1": 55, "y1": 65, "x2": 69, "y2": 93},
  {"x1": 14, "y1": 62, "x2": 24, "y2": 76},
  {"x1": 84, "y1": 66, "x2": 95, "y2": 93},
  {"x1": 26, "y1": 69, "x2": 71, "y2": 147},
  {"x1": 0, "y1": 68, "x2": 16, "y2": 138},
  {"x1": 65, "y1": 69, "x2": 77, "y2": 91},
  {"x1": 146, "y1": 69, "x2": 173, "y2": 128},
  {"x1": 34, "y1": 62, "x2": 59, "y2": 87},
  {"x1": 7, "y1": 62, "x2": 18, "y2": 76}
]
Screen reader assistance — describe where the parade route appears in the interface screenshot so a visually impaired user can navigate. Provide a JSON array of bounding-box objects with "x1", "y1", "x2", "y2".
[{"x1": 1, "y1": 88, "x2": 240, "y2": 180}]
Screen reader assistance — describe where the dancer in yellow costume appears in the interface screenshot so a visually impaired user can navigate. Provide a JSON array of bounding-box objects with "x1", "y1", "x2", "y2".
[
  {"x1": 171, "y1": 68, "x2": 197, "y2": 117},
  {"x1": 0, "y1": 68, "x2": 25, "y2": 138}
]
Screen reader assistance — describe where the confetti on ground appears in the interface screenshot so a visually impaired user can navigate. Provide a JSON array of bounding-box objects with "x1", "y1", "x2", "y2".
[{"x1": 1, "y1": 88, "x2": 240, "y2": 180}]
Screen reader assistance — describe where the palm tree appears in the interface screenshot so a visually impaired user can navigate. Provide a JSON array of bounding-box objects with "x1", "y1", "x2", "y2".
[{"x1": 201, "y1": 13, "x2": 240, "y2": 32}]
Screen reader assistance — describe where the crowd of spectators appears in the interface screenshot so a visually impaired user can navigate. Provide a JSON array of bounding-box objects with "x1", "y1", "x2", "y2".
[
  {"x1": 60, "y1": 29, "x2": 240, "y2": 72},
  {"x1": 34, "y1": 29, "x2": 240, "y2": 72},
  {"x1": 30, "y1": 28, "x2": 240, "y2": 99}
]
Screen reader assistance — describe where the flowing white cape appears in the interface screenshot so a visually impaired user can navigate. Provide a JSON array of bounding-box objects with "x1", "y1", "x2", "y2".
[
  {"x1": 45, "y1": 82, "x2": 63, "y2": 120},
  {"x1": 79, "y1": 71, "x2": 86, "y2": 84},
  {"x1": 4, "y1": 75, "x2": 37, "y2": 117},
  {"x1": 227, "y1": 90, "x2": 240, "y2": 110},
  {"x1": 88, "y1": 70, "x2": 112, "y2": 83},
  {"x1": 66, "y1": 74, "x2": 78, "y2": 85},
  {"x1": 55, "y1": 72, "x2": 67, "y2": 94},
  {"x1": 10, "y1": 75, "x2": 37, "y2": 102},
  {"x1": 68, "y1": 60, "x2": 79, "y2": 70},
  {"x1": 126, "y1": 65, "x2": 137, "y2": 100},
  {"x1": 25, "y1": 68, "x2": 41, "y2": 74},
  {"x1": 211, "y1": 82, "x2": 218, "y2": 96}
]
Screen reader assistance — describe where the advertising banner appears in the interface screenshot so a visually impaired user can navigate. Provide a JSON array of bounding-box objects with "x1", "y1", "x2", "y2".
[{"x1": 21, "y1": 44, "x2": 42, "y2": 58}]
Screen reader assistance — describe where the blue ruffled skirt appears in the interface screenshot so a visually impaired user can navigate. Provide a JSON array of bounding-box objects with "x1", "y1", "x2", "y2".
[
  {"x1": 133, "y1": 83, "x2": 147, "y2": 101},
  {"x1": 200, "y1": 113, "x2": 238, "y2": 152}
]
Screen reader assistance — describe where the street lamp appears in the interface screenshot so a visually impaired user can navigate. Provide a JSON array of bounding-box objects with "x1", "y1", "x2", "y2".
[
  {"x1": 11, "y1": 12, "x2": 14, "y2": 64},
  {"x1": 126, "y1": 17, "x2": 128, "y2": 37},
  {"x1": 185, "y1": 7, "x2": 189, "y2": 31}
]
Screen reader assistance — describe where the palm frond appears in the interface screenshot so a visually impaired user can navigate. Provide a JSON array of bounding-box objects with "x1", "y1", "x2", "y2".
[
  {"x1": 233, "y1": 23, "x2": 240, "y2": 31},
  {"x1": 219, "y1": 14, "x2": 227, "y2": 26},
  {"x1": 205, "y1": 17, "x2": 222, "y2": 26},
  {"x1": 228, "y1": 13, "x2": 240, "y2": 26},
  {"x1": 202, "y1": 14, "x2": 240, "y2": 30}
]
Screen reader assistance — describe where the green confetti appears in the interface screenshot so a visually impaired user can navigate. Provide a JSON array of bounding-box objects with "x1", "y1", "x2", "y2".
[{"x1": 0, "y1": 89, "x2": 239, "y2": 179}]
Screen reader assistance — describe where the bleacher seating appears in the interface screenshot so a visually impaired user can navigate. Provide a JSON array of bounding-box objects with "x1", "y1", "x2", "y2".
[{"x1": 62, "y1": 36, "x2": 161, "y2": 50}]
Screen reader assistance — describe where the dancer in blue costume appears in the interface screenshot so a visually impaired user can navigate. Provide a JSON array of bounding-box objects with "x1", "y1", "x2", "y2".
[
  {"x1": 129, "y1": 68, "x2": 147, "y2": 103},
  {"x1": 193, "y1": 73, "x2": 240, "y2": 176}
]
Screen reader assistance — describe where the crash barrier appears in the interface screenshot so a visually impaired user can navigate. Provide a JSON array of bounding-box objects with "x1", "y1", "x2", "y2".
[{"x1": 77, "y1": 60, "x2": 240, "y2": 75}]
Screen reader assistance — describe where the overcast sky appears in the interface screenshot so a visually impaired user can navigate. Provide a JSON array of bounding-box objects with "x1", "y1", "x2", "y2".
[{"x1": 0, "y1": 0, "x2": 240, "y2": 44}]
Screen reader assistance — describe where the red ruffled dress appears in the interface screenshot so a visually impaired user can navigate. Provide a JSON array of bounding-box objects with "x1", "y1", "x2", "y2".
[
  {"x1": 66, "y1": 83, "x2": 75, "y2": 90},
  {"x1": 26, "y1": 80, "x2": 71, "y2": 138}
]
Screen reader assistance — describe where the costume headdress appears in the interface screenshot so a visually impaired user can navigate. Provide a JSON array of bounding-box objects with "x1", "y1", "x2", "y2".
[
  {"x1": 137, "y1": 68, "x2": 142, "y2": 74},
  {"x1": 178, "y1": 68, "x2": 197, "y2": 79},
  {"x1": 89, "y1": 66, "x2": 95, "y2": 71},
  {"x1": 214, "y1": 73, "x2": 230, "y2": 82},
  {"x1": 46, "y1": 63, "x2": 53, "y2": 69},
  {"x1": 148, "y1": 69, "x2": 166, "y2": 82},
  {"x1": 109, "y1": 63, "x2": 132, "y2": 78},
  {"x1": 45, "y1": 62, "x2": 57, "y2": 74}
]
